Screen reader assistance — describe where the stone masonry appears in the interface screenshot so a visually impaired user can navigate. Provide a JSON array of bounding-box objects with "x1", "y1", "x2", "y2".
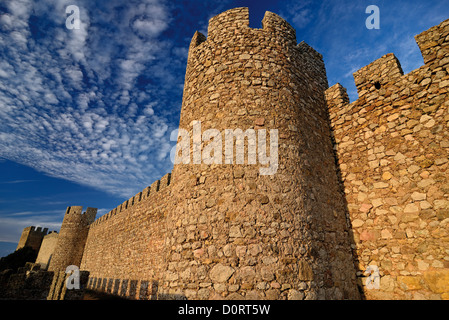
[
  {"x1": 48, "y1": 206, "x2": 97, "y2": 272},
  {"x1": 16, "y1": 226, "x2": 48, "y2": 252},
  {"x1": 325, "y1": 19, "x2": 449, "y2": 299},
  {"x1": 26, "y1": 8, "x2": 449, "y2": 300},
  {"x1": 165, "y1": 7, "x2": 359, "y2": 300},
  {"x1": 35, "y1": 231, "x2": 59, "y2": 270}
]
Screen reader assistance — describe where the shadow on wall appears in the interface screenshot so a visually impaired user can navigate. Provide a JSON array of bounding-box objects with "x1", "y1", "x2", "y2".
[
  {"x1": 329, "y1": 123, "x2": 367, "y2": 300},
  {"x1": 87, "y1": 278, "x2": 187, "y2": 300}
]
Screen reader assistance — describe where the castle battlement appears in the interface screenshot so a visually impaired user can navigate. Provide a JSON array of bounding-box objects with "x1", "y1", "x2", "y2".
[
  {"x1": 205, "y1": 8, "x2": 297, "y2": 45},
  {"x1": 21, "y1": 9, "x2": 449, "y2": 301},
  {"x1": 327, "y1": 18, "x2": 449, "y2": 111},
  {"x1": 16, "y1": 226, "x2": 49, "y2": 252},
  {"x1": 325, "y1": 17, "x2": 449, "y2": 300},
  {"x1": 64, "y1": 206, "x2": 96, "y2": 225},
  {"x1": 188, "y1": 7, "x2": 321, "y2": 65},
  {"x1": 26, "y1": 226, "x2": 49, "y2": 235},
  {"x1": 90, "y1": 172, "x2": 172, "y2": 228},
  {"x1": 207, "y1": 7, "x2": 249, "y2": 40},
  {"x1": 353, "y1": 53, "x2": 404, "y2": 97}
]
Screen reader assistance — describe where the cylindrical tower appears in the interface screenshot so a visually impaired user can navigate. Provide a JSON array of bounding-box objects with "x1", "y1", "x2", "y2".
[
  {"x1": 164, "y1": 7, "x2": 360, "y2": 300},
  {"x1": 48, "y1": 206, "x2": 97, "y2": 272}
]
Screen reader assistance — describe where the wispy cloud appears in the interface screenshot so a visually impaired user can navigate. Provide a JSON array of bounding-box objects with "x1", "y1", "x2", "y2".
[
  {"x1": 0, "y1": 215, "x2": 62, "y2": 243},
  {"x1": 0, "y1": 0, "x2": 185, "y2": 198},
  {"x1": 1, "y1": 209, "x2": 62, "y2": 217},
  {"x1": 0, "y1": 180, "x2": 37, "y2": 184},
  {"x1": 1, "y1": 0, "x2": 448, "y2": 199},
  {"x1": 279, "y1": 0, "x2": 315, "y2": 29}
]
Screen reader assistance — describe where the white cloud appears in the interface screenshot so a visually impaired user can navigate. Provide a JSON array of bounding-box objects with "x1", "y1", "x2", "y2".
[
  {"x1": 0, "y1": 0, "x2": 179, "y2": 198},
  {"x1": 279, "y1": 0, "x2": 314, "y2": 29},
  {"x1": 0, "y1": 214, "x2": 63, "y2": 243},
  {"x1": 132, "y1": 16, "x2": 169, "y2": 38}
]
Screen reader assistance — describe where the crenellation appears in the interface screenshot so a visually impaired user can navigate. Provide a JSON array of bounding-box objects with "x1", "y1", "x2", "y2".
[
  {"x1": 135, "y1": 191, "x2": 142, "y2": 203},
  {"x1": 325, "y1": 83, "x2": 350, "y2": 110},
  {"x1": 189, "y1": 31, "x2": 206, "y2": 51},
  {"x1": 142, "y1": 186, "x2": 151, "y2": 200},
  {"x1": 159, "y1": 173, "x2": 171, "y2": 190},
  {"x1": 20, "y1": 10, "x2": 449, "y2": 301},
  {"x1": 325, "y1": 16, "x2": 449, "y2": 300},
  {"x1": 207, "y1": 7, "x2": 249, "y2": 41},
  {"x1": 262, "y1": 11, "x2": 297, "y2": 45},
  {"x1": 150, "y1": 179, "x2": 160, "y2": 193},
  {"x1": 16, "y1": 225, "x2": 49, "y2": 252},
  {"x1": 415, "y1": 19, "x2": 449, "y2": 66},
  {"x1": 353, "y1": 53, "x2": 404, "y2": 97},
  {"x1": 296, "y1": 41, "x2": 323, "y2": 61},
  {"x1": 86, "y1": 172, "x2": 174, "y2": 230}
]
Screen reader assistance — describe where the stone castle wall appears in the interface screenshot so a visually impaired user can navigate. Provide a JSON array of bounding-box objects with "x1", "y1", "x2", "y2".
[
  {"x1": 80, "y1": 173, "x2": 172, "y2": 299},
  {"x1": 35, "y1": 231, "x2": 58, "y2": 270},
  {"x1": 72, "y1": 7, "x2": 361, "y2": 300},
  {"x1": 325, "y1": 18, "x2": 449, "y2": 299},
  {"x1": 16, "y1": 226, "x2": 48, "y2": 252},
  {"x1": 164, "y1": 7, "x2": 358, "y2": 300},
  {"x1": 48, "y1": 207, "x2": 97, "y2": 272},
  {"x1": 28, "y1": 9, "x2": 449, "y2": 300}
]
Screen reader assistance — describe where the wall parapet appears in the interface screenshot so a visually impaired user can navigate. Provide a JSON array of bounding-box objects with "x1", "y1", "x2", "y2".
[
  {"x1": 415, "y1": 19, "x2": 449, "y2": 65},
  {"x1": 24, "y1": 226, "x2": 49, "y2": 235},
  {"x1": 16, "y1": 226, "x2": 49, "y2": 251},
  {"x1": 207, "y1": 7, "x2": 249, "y2": 40},
  {"x1": 65, "y1": 206, "x2": 96, "y2": 225},
  {"x1": 190, "y1": 7, "x2": 302, "y2": 59},
  {"x1": 353, "y1": 53, "x2": 404, "y2": 97},
  {"x1": 262, "y1": 10, "x2": 296, "y2": 44},
  {"x1": 326, "y1": 18, "x2": 449, "y2": 115},
  {"x1": 91, "y1": 172, "x2": 172, "y2": 228},
  {"x1": 325, "y1": 17, "x2": 449, "y2": 300}
]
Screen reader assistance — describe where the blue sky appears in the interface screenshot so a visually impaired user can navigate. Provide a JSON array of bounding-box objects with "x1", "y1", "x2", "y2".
[{"x1": 0, "y1": 0, "x2": 448, "y2": 257}]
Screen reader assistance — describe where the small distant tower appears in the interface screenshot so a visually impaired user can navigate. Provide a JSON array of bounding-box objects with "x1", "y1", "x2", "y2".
[
  {"x1": 35, "y1": 231, "x2": 59, "y2": 270},
  {"x1": 48, "y1": 206, "x2": 97, "y2": 272},
  {"x1": 16, "y1": 226, "x2": 48, "y2": 252}
]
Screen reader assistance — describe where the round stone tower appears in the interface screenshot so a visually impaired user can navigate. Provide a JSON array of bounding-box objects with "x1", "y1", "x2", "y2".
[
  {"x1": 164, "y1": 7, "x2": 360, "y2": 300},
  {"x1": 48, "y1": 206, "x2": 97, "y2": 272}
]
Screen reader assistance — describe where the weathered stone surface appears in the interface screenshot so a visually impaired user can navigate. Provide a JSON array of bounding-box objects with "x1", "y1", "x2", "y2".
[
  {"x1": 326, "y1": 17, "x2": 449, "y2": 301},
  {"x1": 404, "y1": 203, "x2": 420, "y2": 214},
  {"x1": 298, "y1": 261, "x2": 313, "y2": 281},
  {"x1": 423, "y1": 270, "x2": 449, "y2": 294},
  {"x1": 397, "y1": 276, "x2": 423, "y2": 290},
  {"x1": 287, "y1": 289, "x2": 305, "y2": 300},
  {"x1": 12, "y1": 9, "x2": 448, "y2": 302},
  {"x1": 411, "y1": 192, "x2": 427, "y2": 201},
  {"x1": 209, "y1": 264, "x2": 235, "y2": 283}
]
